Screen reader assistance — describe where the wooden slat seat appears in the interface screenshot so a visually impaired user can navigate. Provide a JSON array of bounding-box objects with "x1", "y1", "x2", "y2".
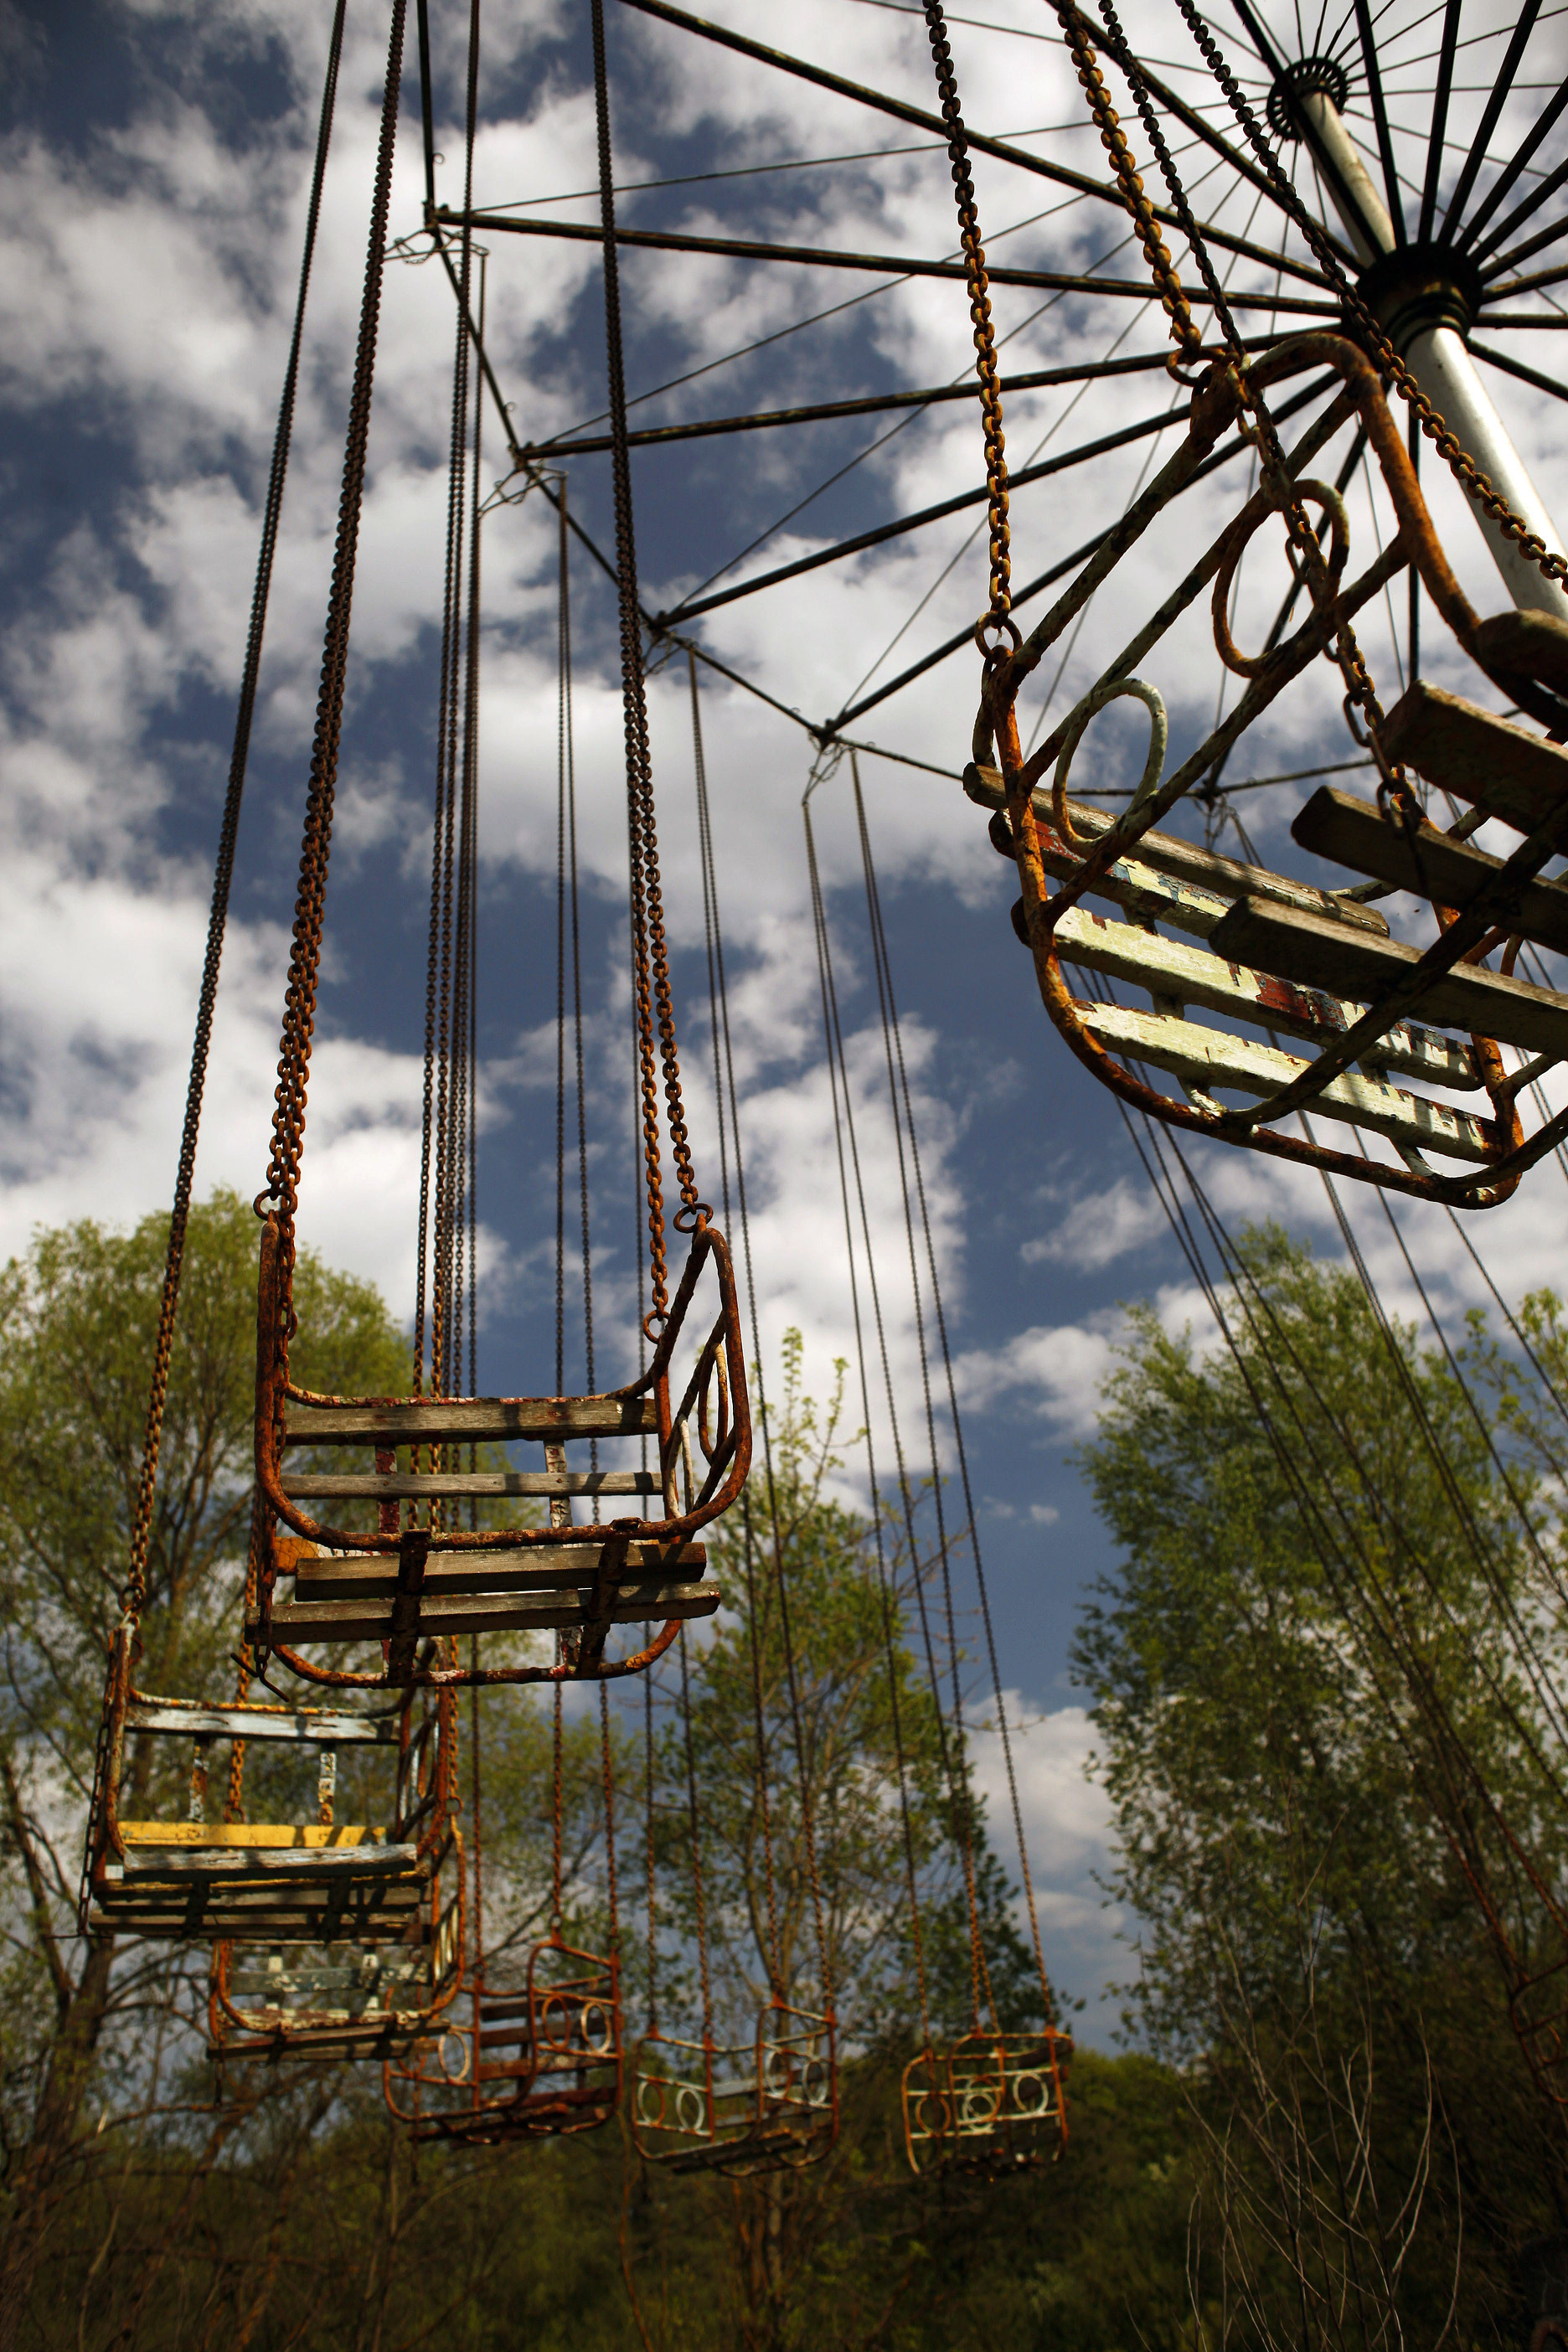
[
  {"x1": 1077, "y1": 998, "x2": 1495, "y2": 1162},
  {"x1": 286, "y1": 1541, "x2": 704, "y2": 1601},
  {"x1": 283, "y1": 1394, "x2": 658, "y2": 1447},
  {"x1": 1055, "y1": 903, "x2": 1478, "y2": 1087},
  {"x1": 1207, "y1": 895, "x2": 1568, "y2": 1058},
  {"x1": 124, "y1": 1700, "x2": 399, "y2": 1746},
  {"x1": 1294, "y1": 786, "x2": 1568, "y2": 956},
  {"x1": 964, "y1": 761, "x2": 1391, "y2": 936},
  {"x1": 253, "y1": 1577, "x2": 718, "y2": 1645},
  {"x1": 282, "y1": 1467, "x2": 660, "y2": 1502},
  {"x1": 1379, "y1": 683, "x2": 1568, "y2": 837}
]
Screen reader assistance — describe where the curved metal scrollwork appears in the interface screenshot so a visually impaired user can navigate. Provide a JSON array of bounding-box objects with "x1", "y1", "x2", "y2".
[
  {"x1": 901, "y1": 2030, "x2": 1070, "y2": 2178},
  {"x1": 632, "y1": 2003, "x2": 838, "y2": 2177},
  {"x1": 385, "y1": 1936, "x2": 622, "y2": 2144}
]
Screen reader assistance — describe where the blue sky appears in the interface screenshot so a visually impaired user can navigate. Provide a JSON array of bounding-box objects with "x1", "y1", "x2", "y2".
[{"x1": 4, "y1": 0, "x2": 1566, "y2": 2031}]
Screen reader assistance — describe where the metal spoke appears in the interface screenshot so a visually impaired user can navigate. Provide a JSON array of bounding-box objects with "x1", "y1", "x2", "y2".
[
  {"x1": 1440, "y1": 0, "x2": 1545, "y2": 244},
  {"x1": 1416, "y1": 0, "x2": 1461, "y2": 242},
  {"x1": 1470, "y1": 338, "x2": 1568, "y2": 408},
  {"x1": 1354, "y1": 0, "x2": 1408, "y2": 239}
]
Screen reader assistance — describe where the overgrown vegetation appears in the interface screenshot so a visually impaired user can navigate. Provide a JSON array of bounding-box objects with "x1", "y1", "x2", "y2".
[{"x1": 1, "y1": 1201, "x2": 1564, "y2": 2345}]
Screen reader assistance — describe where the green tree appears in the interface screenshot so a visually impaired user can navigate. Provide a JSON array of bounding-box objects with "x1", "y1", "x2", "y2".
[
  {"x1": 1075, "y1": 1222, "x2": 1568, "y2": 2343},
  {"x1": 0, "y1": 1190, "x2": 409, "y2": 2328}
]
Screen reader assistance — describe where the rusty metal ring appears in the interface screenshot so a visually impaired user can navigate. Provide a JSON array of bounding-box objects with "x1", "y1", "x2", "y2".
[
  {"x1": 975, "y1": 611, "x2": 1022, "y2": 662},
  {"x1": 1213, "y1": 480, "x2": 1350, "y2": 677},
  {"x1": 1051, "y1": 674, "x2": 1168, "y2": 850}
]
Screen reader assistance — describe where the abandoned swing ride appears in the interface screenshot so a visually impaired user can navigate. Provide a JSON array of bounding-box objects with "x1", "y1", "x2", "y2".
[{"x1": 79, "y1": 0, "x2": 1568, "y2": 2179}]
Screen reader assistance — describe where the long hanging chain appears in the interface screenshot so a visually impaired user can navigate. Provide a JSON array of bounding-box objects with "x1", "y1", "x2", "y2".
[
  {"x1": 921, "y1": 0, "x2": 1014, "y2": 665},
  {"x1": 263, "y1": 0, "x2": 408, "y2": 1268},
  {"x1": 590, "y1": 0, "x2": 704, "y2": 1333},
  {"x1": 1055, "y1": 1, "x2": 1403, "y2": 785},
  {"x1": 121, "y1": 0, "x2": 349, "y2": 1622}
]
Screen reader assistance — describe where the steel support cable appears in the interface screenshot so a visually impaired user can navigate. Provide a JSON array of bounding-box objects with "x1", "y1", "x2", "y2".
[
  {"x1": 687, "y1": 655, "x2": 783, "y2": 1994},
  {"x1": 447, "y1": 289, "x2": 484, "y2": 1415},
  {"x1": 678, "y1": 1627, "x2": 716, "y2": 2050},
  {"x1": 552, "y1": 1684, "x2": 566, "y2": 1933},
  {"x1": 1442, "y1": 1206, "x2": 1568, "y2": 1433},
  {"x1": 615, "y1": 0, "x2": 1337, "y2": 284},
  {"x1": 433, "y1": 16, "x2": 484, "y2": 1402},
  {"x1": 849, "y1": 759, "x2": 1057, "y2": 2022},
  {"x1": 689, "y1": 741, "x2": 832, "y2": 2024},
  {"x1": 844, "y1": 756, "x2": 991, "y2": 2029},
  {"x1": 1315, "y1": 1157, "x2": 1568, "y2": 1745},
  {"x1": 601, "y1": 1681, "x2": 621, "y2": 1949},
  {"x1": 1158, "y1": 1126, "x2": 1568, "y2": 1959},
  {"x1": 558, "y1": 490, "x2": 598, "y2": 1438},
  {"x1": 1159, "y1": 1130, "x2": 1568, "y2": 1818},
  {"x1": 414, "y1": 287, "x2": 467, "y2": 1400},
  {"x1": 591, "y1": 0, "x2": 703, "y2": 1332},
  {"x1": 645, "y1": 1635, "x2": 658, "y2": 2032},
  {"x1": 122, "y1": 0, "x2": 348, "y2": 1617},
  {"x1": 803, "y1": 799, "x2": 931, "y2": 2038},
  {"x1": 802, "y1": 798, "x2": 956, "y2": 1812},
  {"x1": 1111, "y1": 1101, "x2": 1459, "y2": 1847}
]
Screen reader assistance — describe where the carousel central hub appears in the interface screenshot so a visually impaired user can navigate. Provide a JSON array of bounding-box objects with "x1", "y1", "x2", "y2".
[
  {"x1": 1266, "y1": 54, "x2": 1351, "y2": 138},
  {"x1": 1354, "y1": 244, "x2": 1484, "y2": 358}
]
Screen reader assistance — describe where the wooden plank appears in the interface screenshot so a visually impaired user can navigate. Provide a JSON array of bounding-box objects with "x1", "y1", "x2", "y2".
[
  {"x1": 1380, "y1": 682, "x2": 1568, "y2": 836},
  {"x1": 253, "y1": 1579, "x2": 721, "y2": 1643},
  {"x1": 1056, "y1": 903, "x2": 1478, "y2": 1088},
  {"x1": 1076, "y1": 998, "x2": 1495, "y2": 1163},
  {"x1": 1207, "y1": 895, "x2": 1568, "y2": 1057},
  {"x1": 116, "y1": 1841, "x2": 423, "y2": 1879},
  {"x1": 284, "y1": 1394, "x2": 659, "y2": 1446},
  {"x1": 126, "y1": 1701, "x2": 397, "y2": 1745},
  {"x1": 1292, "y1": 785, "x2": 1568, "y2": 956},
  {"x1": 121, "y1": 1822, "x2": 385, "y2": 1852},
  {"x1": 289, "y1": 1540, "x2": 706, "y2": 1602},
  {"x1": 963, "y1": 761, "x2": 1391, "y2": 934},
  {"x1": 284, "y1": 1468, "x2": 659, "y2": 1500}
]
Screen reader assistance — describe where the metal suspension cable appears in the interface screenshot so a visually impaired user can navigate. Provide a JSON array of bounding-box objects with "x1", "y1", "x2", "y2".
[
  {"x1": 678, "y1": 1626, "x2": 715, "y2": 2050},
  {"x1": 802, "y1": 798, "x2": 931, "y2": 2040},
  {"x1": 843, "y1": 756, "x2": 992, "y2": 2030},
  {"x1": 687, "y1": 655, "x2": 783, "y2": 1995},
  {"x1": 122, "y1": 0, "x2": 348, "y2": 1619},
  {"x1": 849, "y1": 756, "x2": 1057, "y2": 2024},
  {"x1": 800, "y1": 796, "x2": 953, "y2": 1797},
  {"x1": 681, "y1": 668, "x2": 833, "y2": 2018}
]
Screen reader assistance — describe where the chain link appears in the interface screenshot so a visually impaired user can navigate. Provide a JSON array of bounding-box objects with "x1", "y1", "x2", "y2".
[
  {"x1": 921, "y1": 0, "x2": 1015, "y2": 653},
  {"x1": 1064, "y1": 0, "x2": 1405, "y2": 783},
  {"x1": 591, "y1": 0, "x2": 707, "y2": 1332},
  {"x1": 264, "y1": 0, "x2": 408, "y2": 1269}
]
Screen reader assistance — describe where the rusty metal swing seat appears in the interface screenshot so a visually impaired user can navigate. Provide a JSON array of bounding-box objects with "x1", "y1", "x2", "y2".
[
  {"x1": 247, "y1": 1206, "x2": 750, "y2": 1694},
  {"x1": 385, "y1": 1934, "x2": 622, "y2": 2143},
  {"x1": 631, "y1": 2001, "x2": 837, "y2": 2176},
  {"x1": 83, "y1": 1622, "x2": 462, "y2": 2061},
  {"x1": 900, "y1": 2027, "x2": 1071, "y2": 2178},
  {"x1": 974, "y1": 333, "x2": 1568, "y2": 1211}
]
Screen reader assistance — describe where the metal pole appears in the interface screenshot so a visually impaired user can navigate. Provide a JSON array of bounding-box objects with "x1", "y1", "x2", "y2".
[{"x1": 1302, "y1": 91, "x2": 1568, "y2": 623}]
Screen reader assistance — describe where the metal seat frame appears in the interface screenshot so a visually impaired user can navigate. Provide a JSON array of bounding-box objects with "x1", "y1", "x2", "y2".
[
  {"x1": 250, "y1": 1212, "x2": 750, "y2": 1688},
  {"x1": 384, "y1": 1935, "x2": 622, "y2": 2144},
  {"x1": 80, "y1": 1625, "x2": 456, "y2": 1953},
  {"x1": 977, "y1": 331, "x2": 1568, "y2": 1210},
  {"x1": 900, "y1": 2029, "x2": 1070, "y2": 2179},
  {"x1": 632, "y1": 2003, "x2": 838, "y2": 2177}
]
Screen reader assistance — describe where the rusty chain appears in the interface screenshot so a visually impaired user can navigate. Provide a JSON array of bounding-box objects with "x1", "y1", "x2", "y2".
[
  {"x1": 1052, "y1": 3, "x2": 1205, "y2": 370},
  {"x1": 1171, "y1": 0, "x2": 1568, "y2": 587},
  {"x1": 921, "y1": 0, "x2": 1014, "y2": 651},
  {"x1": 120, "y1": 0, "x2": 349, "y2": 1623},
  {"x1": 1060, "y1": 1, "x2": 1405, "y2": 793},
  {"x1": 591, "y1": 0, "x2": 706, "y2": 1332},
  {"x1": 262, "y1": 0, "x2": 407, "y2": 1281}
]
